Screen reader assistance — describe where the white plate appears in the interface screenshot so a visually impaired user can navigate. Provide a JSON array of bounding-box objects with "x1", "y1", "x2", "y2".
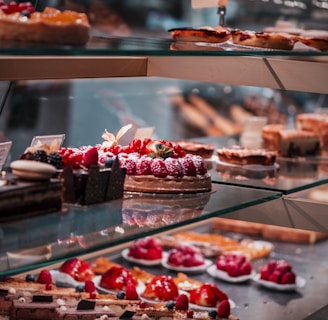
[
  {"x1": 161, "y1": 255, "x2": 212, "y2": 273},
  {"x1": 252, "y1": 273, "x2": 306, "y2": 291},
  {"x1": 93, "y1": 275, "x2": 145, "y2": 295},
  {"x1": 122, "y1": 248, "x2": 163, "y2": 266},
  {"x1": 189, "y1": 299, "x2": 236, "y2": 311},
  {"x1": 207, "y1": 264, "x2": 255, "y2": 283},
  {"x1": 50, "y1": 270, "x2": 84, "y2": 288}
]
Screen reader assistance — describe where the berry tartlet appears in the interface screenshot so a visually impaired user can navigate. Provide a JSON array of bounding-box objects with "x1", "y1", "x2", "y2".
[
  {"x1": 123, "y1": 237, "x2": 163, "y2": 266},
  {"x1": 253, "y1": 259, "x2": 306, "y2": 290},
  {"x1": 163, "y1": 244, "x2": 212, "y2": 273},
  {"x1": 141, "y1": 275, "x2": 179, "y2": 302},
  {"x1": 207, "y1": 253, "x2": 255, "y2": 283}
]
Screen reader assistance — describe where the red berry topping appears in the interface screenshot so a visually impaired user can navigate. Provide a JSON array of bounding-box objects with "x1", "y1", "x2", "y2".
[
  {"x1": 217, "y1": 299, "x2": 231, "y2": 318},
  {"x1": 259, "y1": 259, "x2": 296, "y2": 284},
  {"x1": 45, "y1": 283, "x2": 52, "y2": 291},
  {"x1": 215, "y1": 254, "x2": 252, "y2": 277},
  {"x1": 150, "y1": 158, "x2": 168, "y2": 178},
  {"x1": 59, "y1": 258, "x2": 95, "y2": 282},
  {"x1": 167, "y1": 244, "x2": 205, "y2": 267},
  {"x1": 189, "y1": 283, "x2": 228, "y2": 307},
  {"x1": 142, "y1": 275, "x2": 179, "y2": 301},
  {"x1": 186, "y1": 310, "x2": 194, "y2": 318},
  {"x1": 175, "y1": 294, "x2": 189, "y2": 311},
  {"x1": 100, "y1": 266, "x2": 138, "y2": 291},
  {"x1": 165, "y1": 157, "x2": 184, "y2": 178},
  {"x1": 179, "y1": 157, "x2": 197, "y2": 176},
  {"x1": 82, "y1": 147, "x2": 99, "y2": 168},
  {"x1": 85, "y1": 280, "x2": 96, "y2": 294},
  {"x1": 135, "y1": 156, "x2": 152, "y2": 175},
  {"x1": 37, "y1": 270, "x2": 52, "y2": 285}
]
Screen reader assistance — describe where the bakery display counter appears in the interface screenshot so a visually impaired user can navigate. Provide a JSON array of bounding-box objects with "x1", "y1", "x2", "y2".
[
  {"x1": 79, "y1": 222, "x2": 328, "y2": 320},
  {"x1": 0, "y1": 183, "x2": 281, "y2": 278},
  {"x1": 0, "y1": 35, "x2": 327, "y2": 93}
]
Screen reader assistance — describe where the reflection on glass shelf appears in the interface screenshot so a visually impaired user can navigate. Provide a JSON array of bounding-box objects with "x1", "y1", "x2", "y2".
[
  {"x1": 0, "y1": 184, "x2": 280, "y2": 277},
  {"x1": 211, "y1": 154, "x2": 328, "y2": 194}
]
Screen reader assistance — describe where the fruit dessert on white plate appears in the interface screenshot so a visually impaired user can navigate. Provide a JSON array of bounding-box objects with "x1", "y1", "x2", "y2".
[
  {"x1": 162, "y1": 244, "x2": 212, "y2": 273},
  {"x1": 253, "y1": 259, "x2": 306, "y2": 291},
  {"x1": 123, "y1": 237, "x2": 163, "y2": 266},
  {"x1": 207, "y1": 253, "x2": 255, "y2": 283}
]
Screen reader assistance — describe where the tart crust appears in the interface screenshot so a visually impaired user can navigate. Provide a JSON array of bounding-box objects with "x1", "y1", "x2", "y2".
[{"x1": 124, "y1": 174, "x2": 212, "y2": 194}]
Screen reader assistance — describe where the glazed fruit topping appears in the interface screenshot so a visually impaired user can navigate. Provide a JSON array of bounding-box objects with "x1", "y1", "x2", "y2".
[
  {"x1": 59, "y1": 258, "x2": 95, "y2": 282},
  {"x1": 128, "y1": 237, "x2": 163, "y2": 260},
  {"x1": 100, "y1": 266, "x2": 138, "y2": 291},
  {"x1": 125, "y1": 283, "x2": 139, "y2": 300},
  {"x1": 189, "y1": 283, "x2": 228, "y2": 307},
  {"x1": 0, "y1": 1, "x2": 34, "y2": 14},
  {"x1": 215, "y1": 253, "x2": 252, "y2": 277},
  {"x1": 142, "y1": 275, "x2": 179, "y2": 301},
  {"x1": 167, "y1": 244, "x2": 205, "y2": 267},
  {"x1": 259, "y1": 259, "x2": 296, "y2": 284}
]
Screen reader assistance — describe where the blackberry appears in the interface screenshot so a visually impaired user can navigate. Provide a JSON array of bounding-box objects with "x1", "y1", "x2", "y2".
[
  {"x1": 116, "y1": 291, "x2": 125, "y2": 300},
  {"x1": 208, "y1": 310, "x2": 217, "y2": 318},
  {"x1": 33, "y1": 150, "x2": 48, "y2": 163},
  {"x1": 48, "y1": 152, "x2": 63, "y2": 169},
  {"x1": 166, "y1": 301, "x2": 175, "y2": 310}
]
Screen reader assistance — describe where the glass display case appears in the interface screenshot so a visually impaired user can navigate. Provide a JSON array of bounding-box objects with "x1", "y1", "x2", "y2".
[{"x1": 0, "y1": 0, "x2": 327, "y2": 290}]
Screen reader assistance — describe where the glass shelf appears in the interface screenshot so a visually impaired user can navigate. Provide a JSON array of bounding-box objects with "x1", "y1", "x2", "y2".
[
  {"x1": 0, "y1": 36, "x2": 327, "y2": 57},
  {"x1": 0, "y1": 183, "x2": 280, "y2": 277}
]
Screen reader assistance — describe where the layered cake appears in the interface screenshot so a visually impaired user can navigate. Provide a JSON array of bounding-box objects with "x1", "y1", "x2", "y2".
[
  {"x1": 0, "y1": 169, "x2": 62, "y2": 220},
  {"x1": 295, "y1": 113, "x2": 328, "y2": 149},
  {"x1": 262, "y1": 125, "x2": 321, "y2": 157}
]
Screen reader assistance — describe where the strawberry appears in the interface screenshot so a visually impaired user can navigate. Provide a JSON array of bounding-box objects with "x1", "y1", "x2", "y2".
[
  {"x1": 75, "y1": 260, "x2": 95, "y2": 282},
  {"x1": 217, "y1": 299, "x2": 230, "y2": 318},
  {"x1": 82, "y1": 147, "x2": 99, "y2": 168},
  {"x1": 125, "y1": 283, "x2": 139, "y2": 300},
  {"x1": 146, "y1": 247, "x2": 162, "y2": 260},
  {"x1": 85, "y1": 280, "x2": 96, "y2": 293},
  {"x1": 175, "y1": 294, "x2": 189, "y2": 310},
  {"x1": 37, "y1": 270, "x2": 52, "y2": 284}
]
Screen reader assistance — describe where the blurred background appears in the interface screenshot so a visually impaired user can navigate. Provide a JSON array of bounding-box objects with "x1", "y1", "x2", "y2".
[{"x1": 0, "y1": 0, "x2": 327, "y2": 161}]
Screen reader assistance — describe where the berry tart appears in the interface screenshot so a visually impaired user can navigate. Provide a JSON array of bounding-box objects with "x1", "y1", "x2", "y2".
[
  {"x1": 97, "y1": 266, "x2": 140, "y2": 294},
  {"x1": 207, "y1": 253, "x2": 254, "y2": 283},
  {"x1": 141, "y1": 275, "x2": 179, "y2": 303},
  {"x1": 189, "y1": 283, "x2": 230, "y2": 309},
  {"x1": 123, "y1": 237, "x2": 163, "y2": 266},
  {"x1": 163, "y1": 244, "x2": 212, "y2": 273},
  {"x1": 253, "y1": 259, "x2": 306, "y2": 291},
  {"x1": 0, "y1": 3, "x2": 90, "y2": 45}
]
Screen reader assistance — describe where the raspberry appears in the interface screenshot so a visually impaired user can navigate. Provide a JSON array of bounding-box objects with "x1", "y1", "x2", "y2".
[
  {"x1": 82, "y1": 147, "x2": 99, "y2": 168},
  {"x1": 174, "y1": 294, "x2": 189, "y2": 311},
  {"x1": 186, "y1": 310, "x2": 194, "y2": 318},
  {"x1": 268, "y1": 270, "x2": 283, "y2": 283},
  {"x1": 217, "y1": 299, "x2": 230, "y2": 318},
  {"x1": 190, "y1": 155, "x2": 207, "y2": 175},
  {"x1": 150, "y1": 158, "x2": 168, "y2": 177},
  {"x1": 37, "y1": 270, "x2": 52, "y2": 284},
  {"x1": 84, "y1": 280, "x2": 96, "y2": 294},
  {"x1": 33, "y1": 150, "x2": 48, "y2": 163},
  {"x1": 165, "y1": 158, "x2": 183, "y2": 178},
  {"x1": 239, "y1": 261, "x2": 252, "y2": 275},
  {"x1": 280, "y1": 271, "x2": 296, "y2": 284},
  {"x1": 125, "y1": 283, "x2": 139, "y2": 300},
  {"x1": 260, "y1": 266, "x2": 271, "y2": 280},
  {"x1": 135, "y1": 156, "x2": 152, "y2": 175},
  {"x1": 179, "y1": 157, "x2": 196, "y2": 176},
  {"x1": 118, "y1": 156, "x2": 136, "y2": 175},
  {"x1": 225, "y1": 261, "x2": 239, "y2": 277}
]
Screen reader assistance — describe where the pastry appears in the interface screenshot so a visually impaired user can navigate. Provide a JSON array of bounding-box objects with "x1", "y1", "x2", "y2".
[
  {"x1": 295, "y1": 113, "x2": 328, "y2": 149},
  {"x1": 217, "y1": 146, "x2": 276, "y2": 166},
  {"x1": 170, "y1": 26, "x2": 231, "y2": 43},
  {"x1": 173, "y1": 140, "x2": 215, "y2": 159},
  {"x1": 0, "y1": 4, "x2": 90, "y2": 45},
  {"x1": 231, "y1": 29, "x2": 298, "y2": 50}
]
